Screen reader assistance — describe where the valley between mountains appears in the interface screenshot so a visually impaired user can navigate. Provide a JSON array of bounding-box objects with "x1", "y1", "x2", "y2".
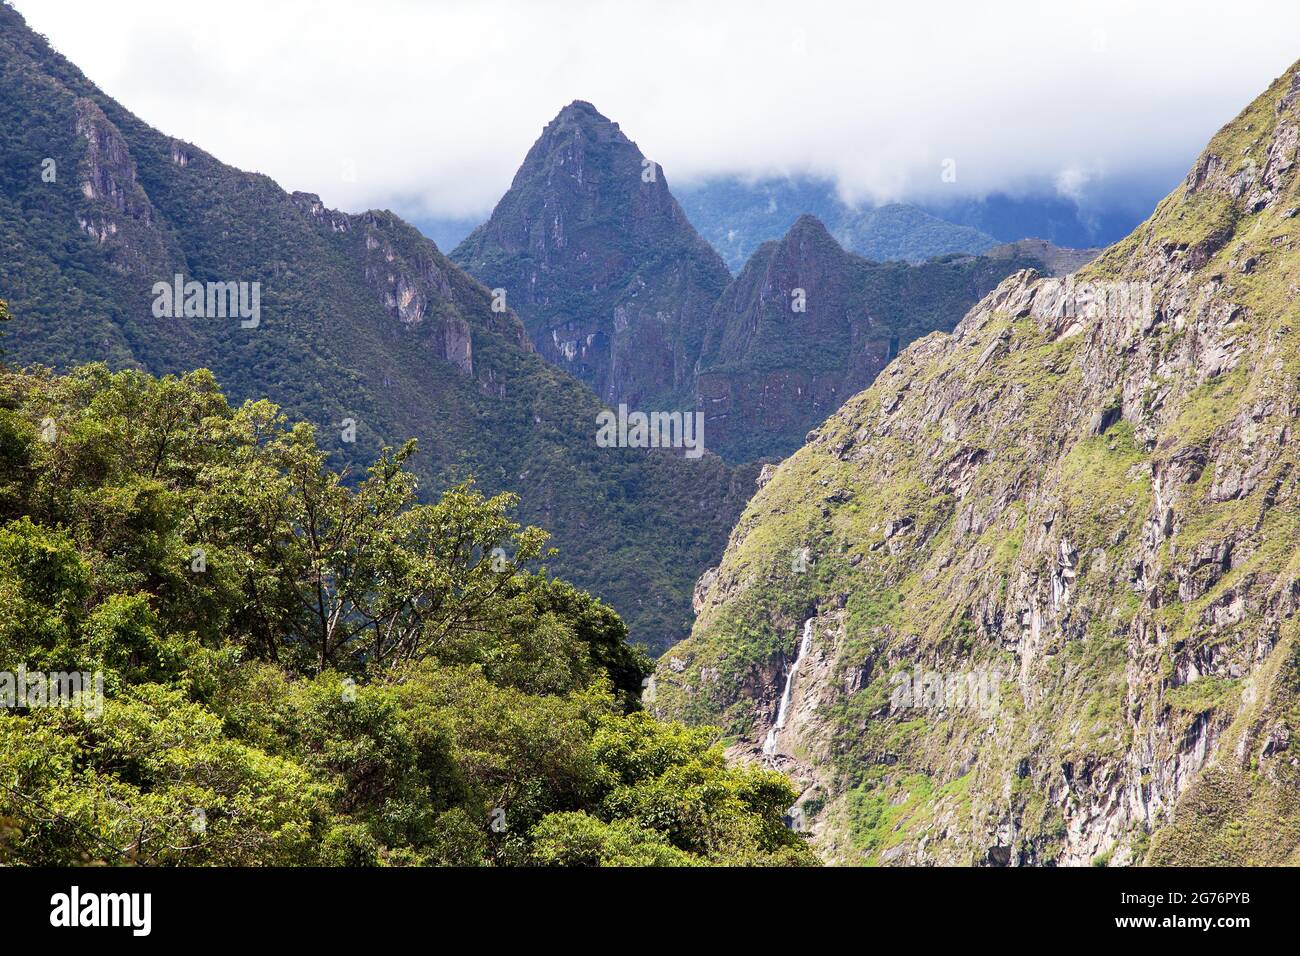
[
  {"x1": 5, "y1": 1, "x2": 1298, "y2": 868},
  {"x1": 1, "y1": 2, "x2": 1072, "y2": 657}
]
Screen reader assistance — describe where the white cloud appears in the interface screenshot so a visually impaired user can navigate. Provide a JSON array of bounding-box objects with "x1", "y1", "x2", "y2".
[
  {"x1": 12, "y1": 0, "x2": 1300, "y2": 219},
  {"x1": 1054, "y1": 164, "x2": 1101, "y2": 204}
]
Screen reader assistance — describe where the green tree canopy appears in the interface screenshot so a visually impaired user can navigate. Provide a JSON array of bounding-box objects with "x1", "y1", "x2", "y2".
[{"x1": 0, "y1": 360, "x2": 815, "y2": 867}]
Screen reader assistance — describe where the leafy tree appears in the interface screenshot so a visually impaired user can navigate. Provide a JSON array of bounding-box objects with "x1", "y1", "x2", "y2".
[
  {"x1": 0, "y1": 364, "x2": 815, "y2": 866},
  {"x1": 587, "y1": 712, "x2": 815, "y2": 864},
  {"x1": 530, "y1": 812, "x2": 702, "y2": 866}
]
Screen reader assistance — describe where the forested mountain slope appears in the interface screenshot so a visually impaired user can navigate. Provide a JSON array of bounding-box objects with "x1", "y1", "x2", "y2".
[{"x1": 0, "y1": 4, "x2": 750, "y2": 654}]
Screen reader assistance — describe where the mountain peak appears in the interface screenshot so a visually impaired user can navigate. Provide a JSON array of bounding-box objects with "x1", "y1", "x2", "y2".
[
  {"x1": 553, "y1": 99, "x2": 610, "y2": 122},
  {"x1": 541, "y1": 100, "x2": 623, "y2": 143},
  {"x1": 785, "y1": 212, "x2": 834, "y2": 239},
  {"x1": 451, "y1": 103, "x2": 729, "y2": 406}
]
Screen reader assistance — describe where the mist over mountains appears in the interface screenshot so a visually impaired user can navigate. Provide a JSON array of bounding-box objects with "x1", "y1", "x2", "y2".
[{"x1": 415, "y1": 172, "x2": 1165, "y2": 276}]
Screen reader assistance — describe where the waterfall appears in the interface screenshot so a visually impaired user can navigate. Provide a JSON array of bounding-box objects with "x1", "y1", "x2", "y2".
[{"x1": 763, "y1": 617, "x2": 815, "y2": 757}]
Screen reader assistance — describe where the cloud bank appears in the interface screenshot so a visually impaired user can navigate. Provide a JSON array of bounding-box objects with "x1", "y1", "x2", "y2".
[{"x1": 14, "y1": 0, "x2": 1300, "y2": 221}]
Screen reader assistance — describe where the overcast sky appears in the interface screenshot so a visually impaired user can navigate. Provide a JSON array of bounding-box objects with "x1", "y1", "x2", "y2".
[{"x1": 12, "y1": 0, "x2": 1300, "y2": 221}]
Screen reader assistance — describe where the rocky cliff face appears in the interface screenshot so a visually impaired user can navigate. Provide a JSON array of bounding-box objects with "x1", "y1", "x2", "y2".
[
  {"x1": 71, "y1": 96, "x2": 180, "y2": 275},
  {"x1": 656, "y1": 61, "x2": 1300, "y2": 865},
  {"x1": 695, "y1": 216, "x2": 1064, "y2": 462},
  {"x1": 451, "y1": 101, "x2": 730, "y2": 407}
]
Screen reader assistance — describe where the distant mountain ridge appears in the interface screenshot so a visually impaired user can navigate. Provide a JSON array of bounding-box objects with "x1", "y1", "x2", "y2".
[
  {"x1": 674, "y1": 174, "x2": 1165, "y2": 273},
  {"x1": 694, "y1": 215, "x2": 1069, "y2": 461},
  {"x1": 674, "y1": 176, "x2": 999, "y2": 271}
]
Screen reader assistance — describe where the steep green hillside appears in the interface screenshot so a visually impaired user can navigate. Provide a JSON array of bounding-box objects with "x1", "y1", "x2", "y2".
[
  {"x1": 656, "y1": 61, "x2": 1300, "y2": 865},
  {"x1": 0, "y1": 4, "x2": 750, "y2": 654}
]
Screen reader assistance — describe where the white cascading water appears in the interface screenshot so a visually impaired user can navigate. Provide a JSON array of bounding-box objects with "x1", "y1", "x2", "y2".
[{"x1": 763, "y1": 617, "x2": 815, "y2": 757}]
